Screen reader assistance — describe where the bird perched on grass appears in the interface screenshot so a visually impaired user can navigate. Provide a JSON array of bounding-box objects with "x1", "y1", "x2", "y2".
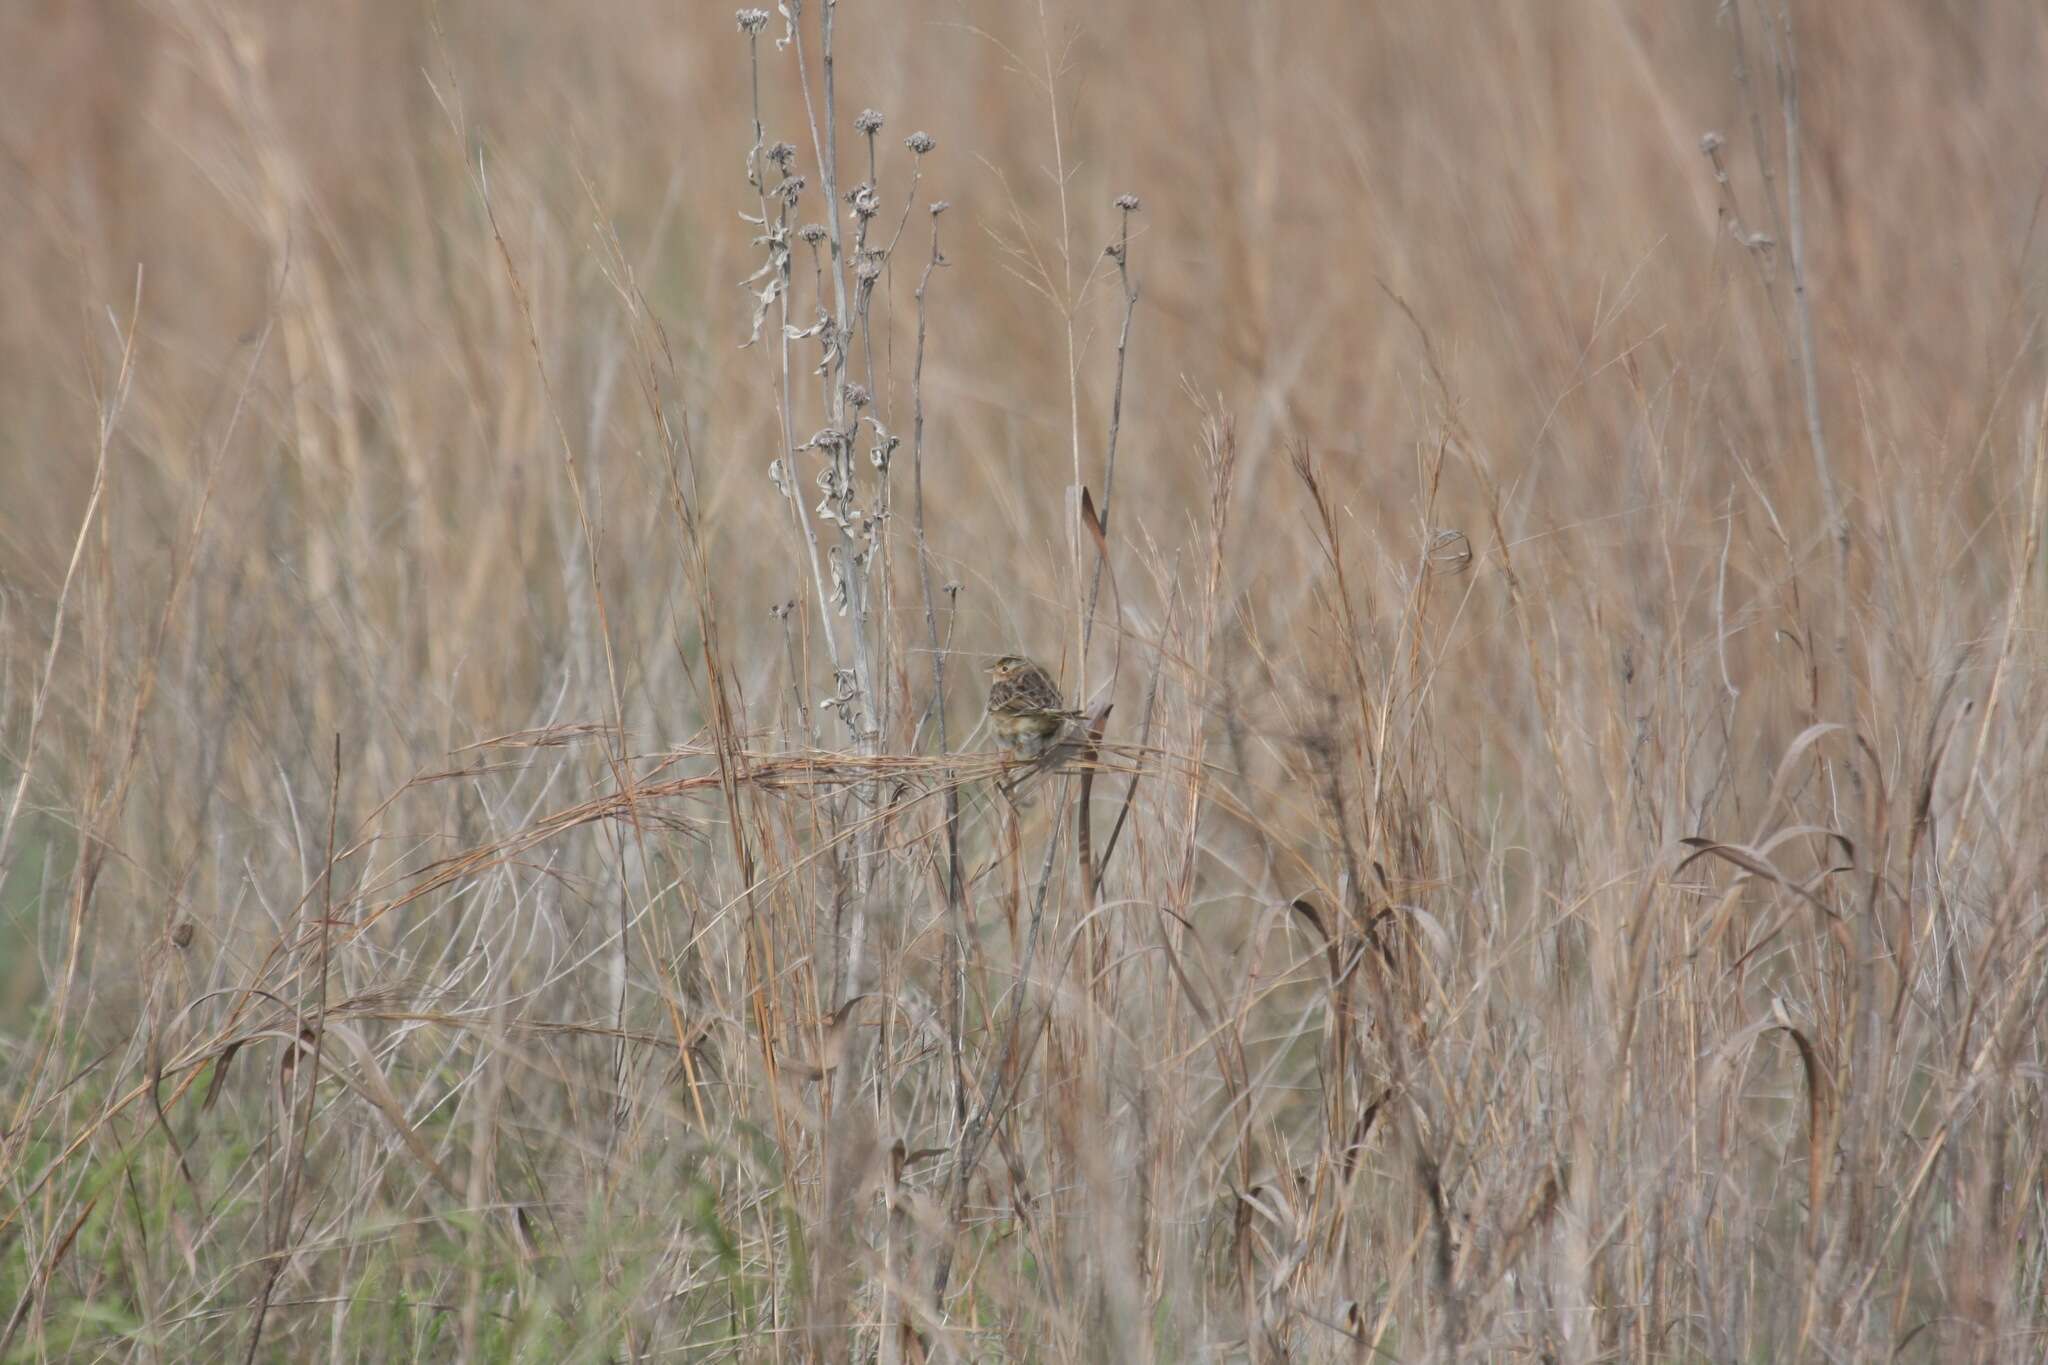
[{"x1": 985, "y1": 655, "x2": 1085, "y2": 761}]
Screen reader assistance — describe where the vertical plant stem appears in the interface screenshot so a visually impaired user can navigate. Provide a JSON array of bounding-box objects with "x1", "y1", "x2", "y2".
[
  {"x1": 911, "y1": 208, "x2": 966, "y2": 1129},
  {"x1": 1082, "y1": 202, "x2": 1139, "y2": 663}
]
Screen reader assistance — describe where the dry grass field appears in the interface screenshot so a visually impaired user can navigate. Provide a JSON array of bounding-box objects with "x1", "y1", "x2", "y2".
[{"x1": 3, "y1": 1, "x2": 2047, "y2": 1359}]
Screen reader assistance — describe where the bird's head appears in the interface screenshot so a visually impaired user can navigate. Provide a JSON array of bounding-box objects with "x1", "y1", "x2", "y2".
[{"x1": 988, "y1": 654, "x2": 1031, "y2": 681}]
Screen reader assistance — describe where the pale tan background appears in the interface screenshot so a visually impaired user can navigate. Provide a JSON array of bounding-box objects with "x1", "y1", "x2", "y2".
[{"x1": 3, "y1": 2, "x2": 2045, "y2": 1359}]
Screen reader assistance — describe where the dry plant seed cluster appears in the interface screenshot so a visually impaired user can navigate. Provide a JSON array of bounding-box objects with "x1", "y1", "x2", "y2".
[{"x1": 1, "y1": 1, "x2": 2045, "y2": 1361}]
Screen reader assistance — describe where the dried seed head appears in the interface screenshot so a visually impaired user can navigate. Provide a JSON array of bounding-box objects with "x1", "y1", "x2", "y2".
[
  {"x1": 1115, "y1": 193, "x2": 1142, "y2": 212},
  {"x1": 766, "y1": 141, "x2": 797, "y2": 171},
  {"x1": 736, "y1": 8, "x2": 770, "y2": 33},
  {"x1": 1730, "y1": 219, "x2": 1774, "y2": 251},
  {"x1": 905, "y1": 131, "x2": 935, "y2": 155},
  {"x1": 827, "y1": 551, "x2": 850, "y2": 614},
  {"x1": 774, "y1": 175, "x2": 806, "y2": 206},
  {"x1": 1426, "y1": 528, "x2": 1473, "y2": 574},
  {"x1": 1699, "y1": 130, "x2": 1725, "y2": 155},
  {"x1": 854, "y1": 249, "x2": 885, "y2": 281},
  {"x1": 854, "y1": 108, "x2": 885, "y2": 134},
  {"x1": 798, "y1": 223, "x2": 828, "y2": 245},
  {"x1": 929, "y1": 200, "x2": 950, "y2": 216},
  {"x1": 844, "y1": 382, "x2": 872, "y2": 409},
  {"x1": 171, "y1": 921, "x2": 195, "y2": 949}
]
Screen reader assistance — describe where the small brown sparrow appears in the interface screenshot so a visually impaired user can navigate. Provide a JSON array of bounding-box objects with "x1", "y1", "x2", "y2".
[{"x1": 985, "y1": 655, "x2": 1085, "y2": 760}]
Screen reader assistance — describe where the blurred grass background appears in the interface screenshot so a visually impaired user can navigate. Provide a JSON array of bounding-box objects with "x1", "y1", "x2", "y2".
[{"x1": 2, "y1": 1, "x2": 2046, "y2": 1360}]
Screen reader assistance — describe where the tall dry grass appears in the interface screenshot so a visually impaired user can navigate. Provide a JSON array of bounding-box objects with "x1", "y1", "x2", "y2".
[{"x1": 2, "y1": 1, "x2": 2046, "y2": 1360}]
